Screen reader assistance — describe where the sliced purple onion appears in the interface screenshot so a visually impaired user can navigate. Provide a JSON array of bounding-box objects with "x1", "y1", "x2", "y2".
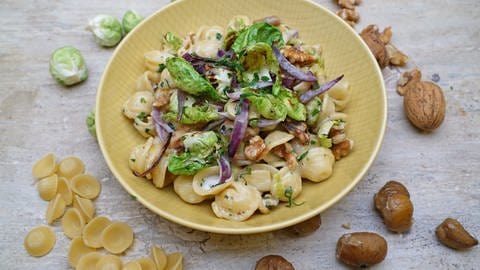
[
  {"x1": 133, "y1": 136, "x2": 171, "y2": 177},
  {"x1": 250, "y1": 81, "x2": 274, "y2": 89},
  {"x1": 203, "y1": 117, "x2": 226, "y2": 131},
  {"x1": 226, "y1": 90, "x2": 242, "y2": 101},
  {"x1": 299, "y1": 75, "x2": 344, "y2": 104},
  {"x1": 217, "y1": 50, "x2": 226, "y2": 58},
  {"x1": 152, "y1": 108, "x2": 174, "y2": 134},
  {"x1": 273, "y1": 46, "x2": 317, "y2": 82},
  {"x1": 256, "y1": 118, "x2": 282, "y2": 128},
  {"x1": 218, "y1": 155, "x2": 232, "y2": 183},
  {"x1": 228, "y1": 99, "x2": 249, "y2": 157},
  {"x1": 176, "y1": 90, "x2": 185, "y2": 122}
]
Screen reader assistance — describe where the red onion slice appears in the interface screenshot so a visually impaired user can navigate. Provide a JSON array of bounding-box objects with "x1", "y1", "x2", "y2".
[
  {"x1": 228, "y1": 99, "x2": 249, "y2": 157},
  {"x1": 256, "y1": 118, "x2": 282, "y2": 128},
  {"x1": 273, "y1": 46, "x2": 317, "y2": 82},
  {"x1": 133, "y1": 136, "x2": 171, "y2": 177},
  {"x1": 176, "y1": 90, "x2": 185, "y2": 122},
  {"x1": 152, "y1": 108, "x2": 174, "y2": 134},
  {"x1": 226, "y1": 90, "x2": 242, "y2": 101},
  {"x1": 299, "y1": 75, "x2": 344, "y2": 104},
  {"x1": 218, "y1": 155, "x2": 232, "y2": 183},
  {"x1": 203, "y1": 118, "x2": 226, "y2": 131}
]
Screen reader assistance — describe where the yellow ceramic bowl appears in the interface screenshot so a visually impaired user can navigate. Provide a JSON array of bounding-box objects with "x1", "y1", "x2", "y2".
[{"x1": 96, "y1": 0, "x2": 386, "y2": 234}]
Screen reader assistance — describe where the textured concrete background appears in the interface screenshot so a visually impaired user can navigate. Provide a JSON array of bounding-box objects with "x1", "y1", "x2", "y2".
[{"x1": 0, "y1": 0, "x2": 479, "y2": 269}]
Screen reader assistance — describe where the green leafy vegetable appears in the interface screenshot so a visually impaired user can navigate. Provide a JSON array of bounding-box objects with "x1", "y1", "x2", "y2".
[
  {"x1": 122, "y1": 10, "x2": 143, "y2": 34},
  {"x1": 231, "y1": 22, "x2": 284, "y2": 55},
  {"x1": 182, "y1": 131, "x2": 218, "y2": 158},
  {"x1": 284, "y1": 186, "x2": 305, "y2": 208},
  {"x1": 163, "y1": 32, "x2": 182, "y2": 51},
  {"x1": 278, "y1": 88, "x2": 307, "y2": 121},
  {"x1": 167, "y1": 152, "x2": 209, "y2": 175},
  {"x1": 49, "y1": 46, "x2": 88, "y2": 86},
  {"x1": 306, "y1": 97, "x2": 322, "y2": 126},
  {"x1": 239, "y1": 42, "x2": 279, "y2": 74},
  {"x1": 296, "y1": 150, "x2": 309, "y2": 161},
  {"x1": 163, "y1": 105, "x2": 220, "y2": 124},
  {"x1": 246, "y1": 92, "x2": 287, "y2": 120},
  {"x1": 318, "y1": 134, "x2": 332, "y2": 148},
  {"x1": 88, "y1": 15, "x2": 123, "y2": 47},
  {"x1": 166, "y1": 57, "x2": 221, "y2": 100}
]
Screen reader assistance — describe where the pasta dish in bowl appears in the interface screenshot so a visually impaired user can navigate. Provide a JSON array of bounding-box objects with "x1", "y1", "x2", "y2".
[{"x1": 96, "y1": 0, "x2": 386, "y2": 233}]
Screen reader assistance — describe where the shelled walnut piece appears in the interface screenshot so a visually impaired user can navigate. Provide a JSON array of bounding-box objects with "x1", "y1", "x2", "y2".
[
  {"x1": 399, "y1": 69, "x2": 446, "y2": 131},
  {"x1": 336, "y1": 0, "x2": 362, "y2": 10},
  {"x1": 334, "y1": 0, "x2": 361, "y2": 27},
  {"x1": 360, "y1": 25, "x2": 408, "y2": 68}
]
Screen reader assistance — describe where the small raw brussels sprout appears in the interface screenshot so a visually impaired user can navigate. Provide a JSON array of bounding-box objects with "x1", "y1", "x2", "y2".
[
  {"x1": 86, "y1": 109, "x2": 96, "y2": 138},
  {"x1": 49, "y1": 46, "x2": 88, "y2": 86},
  {"x1": 88, "y1": 15, "x2": 123, "y2": 47},
  {"x1": 122, "y1": 10, "x2": 143, "y2": 34}
]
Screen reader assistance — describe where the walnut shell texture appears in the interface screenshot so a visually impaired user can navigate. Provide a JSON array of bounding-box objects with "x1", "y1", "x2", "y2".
[
  {"x1": 404, "y1": 81, "x2": 446, "y2": 131},
  {"x1": 255, "y1": 255, "x2": 295, "y2": 270}
]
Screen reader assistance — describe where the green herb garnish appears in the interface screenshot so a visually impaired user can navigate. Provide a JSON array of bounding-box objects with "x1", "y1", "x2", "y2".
[{"x1": 284, "y1": 186, "x2": 305, "y2": 208}]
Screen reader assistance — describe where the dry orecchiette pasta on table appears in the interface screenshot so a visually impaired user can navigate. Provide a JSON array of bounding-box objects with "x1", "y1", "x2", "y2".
[{"x1": 123, "y1": 15, "x2": 354, "y2": 221}]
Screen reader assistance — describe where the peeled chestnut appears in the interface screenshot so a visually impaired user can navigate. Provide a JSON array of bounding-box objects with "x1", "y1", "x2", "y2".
[
  {"x1": 436, "y1": 218, "x2": 478, "y2": 250},
  {"x1": 286, "y1": 215, "x2": 321, "y2": 236},
  {"x1": 374, "y1": 181, "x2": 413, "y2": 233},
  {"x1": 255, "y1": 255, "x2": 295, "y2": 270},
  {"x1": 336, "y1": 232, "x2": 388, "y2": 268}
]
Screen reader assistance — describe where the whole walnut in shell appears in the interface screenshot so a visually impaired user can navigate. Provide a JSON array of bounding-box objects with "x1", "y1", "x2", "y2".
[{"x1": 404, "y1": 81, "x2": 446, "y2": 131}]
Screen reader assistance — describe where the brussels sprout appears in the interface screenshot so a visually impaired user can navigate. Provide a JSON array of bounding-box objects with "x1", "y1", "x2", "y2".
[
  {"x1": 49, "y1": 46, "x2": 88, "y2": 86},
  {"x1": 88, "y1": 15, "x2": 123, "y2": 47},
  {"x1": 183, "y1": 131, "x2": 218, "y2": 158},
  {"x1": 122, "y1": 10, "x2": 143, "y2": 34},
  {"x1": 86, "y1": 109, "x2": 96, "y2": 138}
]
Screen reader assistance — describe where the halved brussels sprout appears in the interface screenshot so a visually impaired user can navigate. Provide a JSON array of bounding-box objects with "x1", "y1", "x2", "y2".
[
  {"x1": 122, "y1": 10, "x2": 143, "y2": 34},
  {"x1": 88, "y1": 15, "x2": 123, "y2": 47},
  {"x1": 86, "y1": 109, "x2": 96, "y2": 139},
  {"x1": 49, "y1": 46, "x2": 88, "y2": 86}
]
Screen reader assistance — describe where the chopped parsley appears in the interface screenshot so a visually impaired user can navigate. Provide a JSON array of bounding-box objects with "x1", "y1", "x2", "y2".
[
  {"x1": 216, "y1": 33, "x2": 222, "y2": 40},
  {"x1": 145, "y1": 128, "x2": 150, "y2": 133},
  {"x1": 261, "y1": 75, "x2": 270, "y2": 82},
  {"x1": 130, "y1": 158, "x2": 136, "y2": 162},
  {"x1": 136, "y1": 112, "x2": 147, "y2": 121},
  {"x1": 297, "y1": 150, "x2": 309, "y2": 161},
  {"x1": 130, "y1": 194, "x2": 137, "y2": 200},
  {"x1": 158, "y1": 63, "x2": 166, "y2": 73},
  {"x1": 284, "y1": 186, "x2": 305, "y2": 208},
  {"x1": 140, "y1": 97, "x2": 147, "y2": 104},
  {"x1": 311, "y1": 108, "x2": 320, "y2": 117},
  {"x1": 238, "y1": 167, "x2": 252, "y2": 180}
]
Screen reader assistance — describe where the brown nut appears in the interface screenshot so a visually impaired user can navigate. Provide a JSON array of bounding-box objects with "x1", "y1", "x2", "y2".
[
  {"x1": 381, "y1": 193, "x2": 414, "y2": 233},
  {"x1": 336, "y1": 232, "x2": 388, "y2": 268},
  {"x1": 337, "y1": 8, "x2": 360, "y2": 24},
  {"x1": 283, "y1": 46, "x2": 316, "y2": 67},
  {"x1": 360, "y1": 25, "x2": 389, "y2": 68},
  {"x1": 332, "y1": 139, "x2": 352, "y2": 161},
  {"x1": 404, "y1": 81, "x2": 446, "y2": 131},
  {"x1": 286, "y1": 215, "x2": 321, "y2": 236},
  {"x1": 374, "y1": 181, "x2": 410, "y2": 213},
  {"x1": 337, "y1": 0, "x2": 362, "y2": 10},
  {"x1": 385, "y1": 44, "x2": 408, "y2": 66},
  {"x1": 255, "y1": 255, "x2": 295, "y2": 270},
  {"x1": 397, "y1": 69, "x2": 422, "y2": 96},
  {"x1": 436, "y1": 218, "x2": 478, "y2": 250}
]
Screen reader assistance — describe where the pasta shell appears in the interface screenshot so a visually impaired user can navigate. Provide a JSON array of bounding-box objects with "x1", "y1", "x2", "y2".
[
  {"x1": 96, "y1": 254, "x2": 123, "y2": 270},
  {"x1": 135, "y1": 257, "x2": 156, "y2": 270},
  {"x1": 211, "y1": 182, "x2": 262, "y2": 221},
  {"x1": 144, "y1": 50, "x2": 173, "y2": 73},
  {"x1": 262, "y1": 152, "x2": 287, "y2": 168},
  {"x1": 77, "y1": 252, "x2": 103, "y2": 270},
  {"x1": 241, "y1": 164, "x2": 279, "y2": 192},
  {"x1": 73, "y1": 195, "x2": 96, "y2": 222},
  {"x1": 82, "y1": 216, "x2": 111, "y2": 248},
  {"x1": 174, "y1": 175, "x2": 208, "y2": 204},
  {"x1": 151, "y1": 245, "x2": 167, "y2": 270},
  {"x1": 101, "y1": 222, "x2": 134, "y2": 254},
  {"x1": 24, "y1": 226, "x2": 56, "y2": 257},
  {"x1": 123, "y1": 261, "x2": 142, "y2": 270},
  {"x1": 192, "y1": 166, "x2": 233, "y2": 196},
  {"x1": 46, "y1": 194, "x2": 66, "y2": 224},
  {"x1": 299, "y1": 147, "x2": 335, "y2": 182},
  {"x1": 62, "y1": 208, "x2": 86, "y2": 239},
  {"x1": 136, "y1": 71, "x2": 161, "y2": 92},
  {"x1": 68, "y1": 236, "x2": 96, "y2": 268},
  {"x1": 328, "y1": 80, "x2": 351, "y2": 111},
  {"x1": 71, "y1": 174, "x2": 101, "y2": 199},
  {"x1": 57, "y1": 156, "x2": 85, "y2": 179},
  {"x1": 37, "y1": 174, "x2": 58, "y2": 201},
  {"x1": 264, "y1": 131, "x2": 295, "y2": 152},
  {"x1": 152, "y1": 155, "x2": 175, "y2": 188},
  {"x1": 57, "y1": 176, "x2": 73, "y2": 205},
  {"x1": 271, "y1": 167, "x2": 302, "y2": 202},
  {"x1": 166, "y1": 252, "x2": 183, "y2": 270},
  {"x1": 123, "y1": 91, "x2": 155, "y2": 119},
  {"x1": 32, "y1": 153, "x2": 56, "y2": 179}
]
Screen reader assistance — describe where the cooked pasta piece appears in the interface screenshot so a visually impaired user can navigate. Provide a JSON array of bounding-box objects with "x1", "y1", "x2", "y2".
[
  {"x1": 271, "y1": 167, "x2": 302, "y2": 202},
  {"x1": 134, "y1": 116, "x2": 156, "y2": 138},
  {"x1": 174, "y1": 175, "x2": 209, "y2": 204},
  {"x1": 73, "y1": 195, "x2": 96, "y2": 222},
  {"x1": 76, "y1": 252, "x2": 103, "y2": 270},
  {"x1": 100, "y1": 222, "x2": 134, "y2": 254},
  {"x1": 135, "y1": 257, "x2": 157, "y2": 270},
  {"x1": 32, "y1": 153, "x2": 56, "y2": 179},
  {"x1": 96, "y1": 255, "x2": 123, "y2": 270},
  {"x1": 57, "y1": 156, "x2": 85, "y2": 179},
  {"x1": 144, "y1": 50, "x2": 174, "y2": 72},
  {"x1": 328, "y1": 80, "x2": 351, "y2": 111},
  {"x1": 70, "y1": 173, "x2": 101, "y2": 199},
  {"x1": 299, "y1": 147, "x2": 335, "y2": 182},
  {"x1": 24, "y1": 226, "x2": 56, "y2": 257},
  {"x1": 57, "y1": 176, "x2": 73, "y2": 205},
  {"x1": 240, "y1": 164, "x2": 279, "y2": 192},
  {"x1": 123, "y1": 91, "x2": 155, "y2": 119},
  {"x1": 46, "y1": 194, "x2": 66, "y2": 224},
  {"x1": 129, "y1": 137, "x2": 166, "y2": 178},
  {"x1": 258, "y1": 193, "x2": 280, "y2": 214},
  {"x1": 192, "y1": 166, "x2": 233, "y2": 196},
  {"x1": 264, "y1": 131, "x2": 295, "y2": 152},
  {"x1": 211, "y1": 182, "x2": 262, "y2": 221},
  {"x1": 166, "y1": 252, "x2": 183, "y2": 270},
  {"x1": 136, "y1": 71, "x2": 161, "y2": 92},
  {"x1": 152, "y1": 155, "x2": 175, "y2": 188},
  {"x1": 68, "y1": 236, "x2": 96, "y2": 268},
  {"x1": 262, "y1": 152, "x2": 287, "y2": 168},
  {"x1": 123, "y1": 261, "x2": 142, "y2": 270},
  {"x1": 37, "y1": 174, "x2": 58, "y2": 201},
  {"x1": 157, "y1": 69, "x2": 175, "y2": 91},
  {"x1": 191, "y1": 26, "x2": 224, "y2": 59},
  {"x1": 151, "y1": 245, "x2": 167, "y2": 270},
  {"x1": 227, "y1": 15, "x2": 251, "y2": 32},
  {"x1": 82, "y1": 216, "x2": 111, "y2": 248},
  {"x1": 61, "y1": 208, "x2": 86, "y2": 239}
]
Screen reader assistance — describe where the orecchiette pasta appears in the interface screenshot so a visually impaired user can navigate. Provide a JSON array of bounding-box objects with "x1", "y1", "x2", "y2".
[
  {"x1": 61, "y1": 208, "x2": 85, "y2": 239},
  {"x1": 82, "y1": 216, "x2": 112, "y2": 248},
  {"x1": 70, "y1": 173, "x2": 101, "y2": 199},
  {"x1": 37, "y1": 174, "x2": 58, "y2": 201},
  {"x1": 152, "y1": 155, "x2": 175, "y2": 188},
  {"x1": 328, "y1": 80, "x2": 351, "y2": 111},
  {"x1": 32, "y1": 153, "x2": 56, "y2": 179},
  {"x1": 57, "y1": 176, "x2": 73, "y2": 205},
  {"x1": 96, "y1": 255, "x2": 124, "y2": 270},
  {"x1": 135, "y1": 258, "x2": 157, "y2": 270},
  {"x1": 136, "y1": 71, "x2": 161, "y2": 92},
  {"x1": 68, "y1": 236, "x2": 96, "y2": 268},
  {"x1": 46, "y1": 194, "x2": 66, "y2": 224},
  {"x1": 123, "y1": 90, "x2": 155, "y2": 119},
  {"x1": 211, "y1": 182, "x2": 262, "y2": 221},
  {"x1": 123, "y1": 261, "x2": 142, "y2": 270},
  {"x1": 174, "y1": 175, "x2": 209, "y2": 204},
  {"x1": 100, "y1": 222, "x2": 134, "y2": 254},
  {"x1": 144, "y1": 50, "x2": 174, "y2": 72},
  {"x1": 151, "y1": 245, "x2": 167, "y2": 270},
  {"x1": 76, "y1": 252, "x2": 103, "y2": 270},
  {"x1": 271, "y1": 167, "x2": 302, "y2": 202},
  {"x1": 73, "y1": 194, "x2": 95, "y2": 222},
  {"x1": 57, "y1": 156, "x2": 85, "y2": 179},
  {"x1": 166, "y1": 252, "x2": 183, "y2": 270},
  {"x1": 241, "y1": 164, "x2": 278, "y2": 192},
  {"x1": 299, "y1": 147, "x2": 335, "y2": 182},
  {"x1": 192, "y1": 166, "x2": 233, "y2": 196},
  {"x1": 24, "y1": 226, "x2": 56, "y2": 257}
]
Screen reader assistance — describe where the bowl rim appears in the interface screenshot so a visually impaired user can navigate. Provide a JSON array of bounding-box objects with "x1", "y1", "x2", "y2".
[{"x1": 96, "y1": 0, "x2": 387, "y2": 234}]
